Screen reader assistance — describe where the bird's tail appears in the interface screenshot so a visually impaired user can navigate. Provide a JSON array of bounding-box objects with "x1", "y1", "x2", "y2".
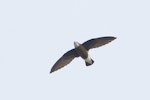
[{"x1": 85, "y1": 59, "x2": 94, "y2": 66}]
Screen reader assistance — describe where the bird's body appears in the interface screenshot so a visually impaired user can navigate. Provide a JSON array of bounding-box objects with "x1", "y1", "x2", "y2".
[
  {"x1": 74, "y1": 41, "x2": 88, "y2": 59},
  {"x1": 74, "y1": 41, "x2": 94, "y2": 66},
  {"x1": 50, "y1": 36, "x2": 116, "y2": 73}
]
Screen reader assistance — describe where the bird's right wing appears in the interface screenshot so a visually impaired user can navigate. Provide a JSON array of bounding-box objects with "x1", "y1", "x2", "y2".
[
  {"x1": 82, "y1": 36, "x2": 116, "y2": 51},
  {"x1": 50, "y1": 49, "x2": 79, "y2": 73}
]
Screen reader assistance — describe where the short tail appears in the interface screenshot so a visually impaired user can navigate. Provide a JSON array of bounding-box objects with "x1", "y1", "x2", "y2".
[{"x1": 85, "y1": 59, "x2": 94, "y2": 66}]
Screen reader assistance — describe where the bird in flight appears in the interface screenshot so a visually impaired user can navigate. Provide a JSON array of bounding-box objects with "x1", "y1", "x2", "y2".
[{"x1": 50, "y1": 36, "x2": 116, "y2": 73}]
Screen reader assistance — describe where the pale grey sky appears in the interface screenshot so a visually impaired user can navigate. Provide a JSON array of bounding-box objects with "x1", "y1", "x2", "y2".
[{"x1": 0, "y1": 0, "x2": 150, "y2": 100}]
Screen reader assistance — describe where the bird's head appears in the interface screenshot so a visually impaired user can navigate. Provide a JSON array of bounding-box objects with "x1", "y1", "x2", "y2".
[{"x1": 74, "y1": 41, "x2": 81, "y2": 48}]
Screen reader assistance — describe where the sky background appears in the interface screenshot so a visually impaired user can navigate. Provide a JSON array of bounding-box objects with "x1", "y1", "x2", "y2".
[{"x1": 0, "y1": 0, "x2": 150, "y2": 100}]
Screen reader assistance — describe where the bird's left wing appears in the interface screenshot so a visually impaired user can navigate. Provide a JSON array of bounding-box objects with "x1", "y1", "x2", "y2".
[
  {"x1": 82, "y1": 36, "x2": 116, "y2": 51},
  {"x1": 50, "y1": 49, "x2": 79, "y2": 73}
]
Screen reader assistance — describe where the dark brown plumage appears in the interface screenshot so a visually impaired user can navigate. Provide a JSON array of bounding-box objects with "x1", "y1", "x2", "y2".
[
  {"x1": 50, "y1": 49, "x2": 79, "y2": 73},
  {"x1": 50, "y1": 36, "x2": 116, "y2": 73},
  {"x1": 82, "y1": 36, "x2": 116, "y2": 50}
]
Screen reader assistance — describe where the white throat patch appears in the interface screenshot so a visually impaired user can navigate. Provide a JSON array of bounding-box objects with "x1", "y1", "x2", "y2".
[{"x1": 74, "y1": 41, "x2": 80, "y2": 48}]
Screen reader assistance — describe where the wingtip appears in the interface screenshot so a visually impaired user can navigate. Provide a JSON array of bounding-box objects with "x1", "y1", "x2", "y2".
[
  {"x1": 103, "y1": 36, "x2": 116, "y2": 40},
  {"x1": 104, "y1": 36, "x2": 117, "y2": 42},
  {"x1": 113, "y1": 36, "x2": 117, "y2": 40},
  {"x1": 50, "y1": 70, "x2": 54, "y2": 74},
  {"x1": 50, "y1": 69, "x2": 57, "y2": 74},
  {"x1": 107, "y1": 36, "x2": 117, "y2": 40},
  {"x1": 49, "y1": 70, "x2": 54, "y2": 74}
]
